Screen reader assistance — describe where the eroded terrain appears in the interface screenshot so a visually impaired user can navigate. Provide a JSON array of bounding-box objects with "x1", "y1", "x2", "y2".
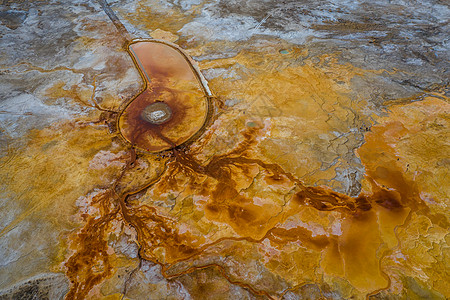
[{"x1": 0, "y1": 0, "x2": 449, "y2": 299}]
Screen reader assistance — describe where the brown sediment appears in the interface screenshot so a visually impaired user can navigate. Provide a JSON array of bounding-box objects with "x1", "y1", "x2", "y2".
[
  {"x1": 62, "y1": 90, "x2": 437, "y2": 299},
  {"x1": 63, "y1": 115, "x2": 436, "y2": 298},
  {"x1": 64, "y1": 191, "x2": 119, "y2": 300},
  {"x1": 61, "y1": 3, "x2": 447, "y2": 298},
  {"x1": 312, "y1": 20, "x2": 386, "y2": 33},
  {"x1": 118, "y1": 40, "x2": 212, "y2": 153},
  {"x1": 126, "y1": 126, "x2": 404, "y2": 263},
  {"x1": 161, "y1": 263, "x2": 277, "y2": 300}
]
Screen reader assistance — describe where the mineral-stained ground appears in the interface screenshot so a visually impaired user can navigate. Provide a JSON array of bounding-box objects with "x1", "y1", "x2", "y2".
[{"x1": 0, "y1": 0, "x2": 449, "y2": 299}]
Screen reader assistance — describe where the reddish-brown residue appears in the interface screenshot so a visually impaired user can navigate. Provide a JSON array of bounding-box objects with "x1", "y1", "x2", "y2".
[
  {"x1": 64, "y1": 118, "x2": 432, "y2": 299},
  {"x1": 118, "y1": 41, "x2": 210, "y2": 152},
  {"x1": 65, "y1": 191, "x2": 118, "y2": 299},
  {"x1": 62, "y1": 40, "x2": 441, "y2": 299}
]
